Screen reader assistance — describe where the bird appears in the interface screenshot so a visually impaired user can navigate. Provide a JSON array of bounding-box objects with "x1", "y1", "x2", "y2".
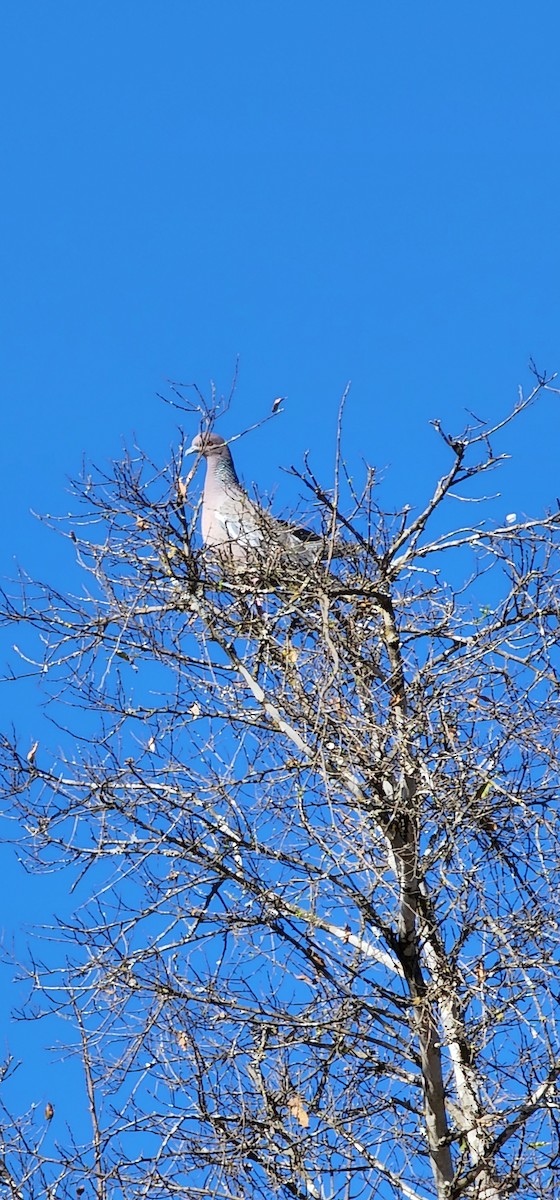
[{"x1": 186, "y1": 432, "x2": 326, "y2": 576}]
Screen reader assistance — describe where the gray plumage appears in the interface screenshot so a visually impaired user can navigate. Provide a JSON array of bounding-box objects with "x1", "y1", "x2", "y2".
[{"x1": 186, "y1": 432, "x2": 323, "y2": 573}]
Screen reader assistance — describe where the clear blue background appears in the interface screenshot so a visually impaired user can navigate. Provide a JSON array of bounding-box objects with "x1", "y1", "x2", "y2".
[{"x1": 1, "y1": 0, "x2": 559, "y2": 1148}]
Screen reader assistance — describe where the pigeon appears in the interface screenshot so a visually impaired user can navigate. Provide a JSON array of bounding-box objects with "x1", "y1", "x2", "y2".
[{"x1": 186, "y1": 432, "x2": 325, "y2": 575}]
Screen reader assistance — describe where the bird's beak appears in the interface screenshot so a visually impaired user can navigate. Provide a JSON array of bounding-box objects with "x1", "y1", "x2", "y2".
[{"x1": 185, "y1": 444, "x2": 199, "y2": 456}]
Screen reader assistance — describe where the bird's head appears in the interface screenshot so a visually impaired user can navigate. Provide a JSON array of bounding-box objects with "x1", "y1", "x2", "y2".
[{"x1": 186, "y1": 432, "x2": 229, "y2": 459}]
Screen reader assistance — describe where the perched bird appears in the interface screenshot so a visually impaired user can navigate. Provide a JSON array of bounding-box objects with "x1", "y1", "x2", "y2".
[{"x1": 186, "y1": 432, "x2": 325, "y2": 575}]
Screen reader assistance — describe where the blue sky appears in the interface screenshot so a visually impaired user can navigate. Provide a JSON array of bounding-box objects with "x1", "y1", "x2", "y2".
[{"x1": 1, "y1": 0, "x2": 560, "y2": 1158}]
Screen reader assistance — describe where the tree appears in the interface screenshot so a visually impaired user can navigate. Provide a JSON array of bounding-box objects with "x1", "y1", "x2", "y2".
[{"x1": 1, "y1": 376, "x2": 560, "y2": 1200}]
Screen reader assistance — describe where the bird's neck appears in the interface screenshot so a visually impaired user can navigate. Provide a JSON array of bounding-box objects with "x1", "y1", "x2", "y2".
[{"x1": 213, "y1": 452, "x2": 240, "y2": 488}]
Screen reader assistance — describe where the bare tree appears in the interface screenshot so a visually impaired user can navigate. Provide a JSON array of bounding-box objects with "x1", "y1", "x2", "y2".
[{"x1": 1, "y1": 375, "x2": 560, "y2": 1200}]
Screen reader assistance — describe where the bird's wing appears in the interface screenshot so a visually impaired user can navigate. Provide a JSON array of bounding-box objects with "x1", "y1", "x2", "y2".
[{"x1": 216, "y1": 503, "x2": 264, "y2": 549}]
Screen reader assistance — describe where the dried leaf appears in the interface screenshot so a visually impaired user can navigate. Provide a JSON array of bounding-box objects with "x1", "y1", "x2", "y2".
[
  {"x1": 282, "y1": 640, "x2": 298, "y2": 666},
  {"x1": 475, "y1": 779, "x2": 494, "y2": 802},
  {"x1": 44, "y1": 1102, "x2": 54, "y2": 1121},
  {"x1": 287, "y1": 1094, "x2": 309, "y2": 1128},
  {"x1": 115, "y1": 650, "x2": 134, "y2": 663},
  {"x1": 27, "y1": 741, "x2": 39, "y2": 764}
]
